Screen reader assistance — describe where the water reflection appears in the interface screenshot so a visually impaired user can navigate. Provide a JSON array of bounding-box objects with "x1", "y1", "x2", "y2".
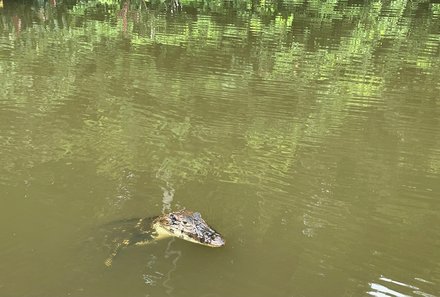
[
  {"x1": 369, "y1": 276, "x2": 437, "y2": 297},
  {"x1": 1, "y1": 1, "x2": 440, "y2": 297}
]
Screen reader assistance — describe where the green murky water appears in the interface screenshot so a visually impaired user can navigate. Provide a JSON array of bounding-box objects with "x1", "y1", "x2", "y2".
[{"x1": 1, "y1": 1, "x2": 439, "y2": 296}]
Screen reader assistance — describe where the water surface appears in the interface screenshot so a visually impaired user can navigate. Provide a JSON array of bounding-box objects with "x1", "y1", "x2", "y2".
[{"x1": 0, "y1": 1, "x2": 439, "y2": 296}]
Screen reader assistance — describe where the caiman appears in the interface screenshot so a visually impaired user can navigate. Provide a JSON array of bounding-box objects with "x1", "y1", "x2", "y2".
[{"x1": 104, "y1": 209, "x2": 225, "y2": 266}]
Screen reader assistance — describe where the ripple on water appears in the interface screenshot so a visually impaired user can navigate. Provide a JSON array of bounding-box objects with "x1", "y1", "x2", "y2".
[{"x1": 368, "y1": 275, "x2": 438, "y2": 297}]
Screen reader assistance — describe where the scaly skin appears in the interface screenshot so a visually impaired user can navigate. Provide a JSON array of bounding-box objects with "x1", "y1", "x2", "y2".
[{"x1": 104, "y1": 210, "x2": 225, "y2": 266}]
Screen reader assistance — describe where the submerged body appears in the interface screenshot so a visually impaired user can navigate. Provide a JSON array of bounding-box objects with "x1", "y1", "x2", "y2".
[{"x1": 104, "y1": 210, "x2": 224, "y2": 266}]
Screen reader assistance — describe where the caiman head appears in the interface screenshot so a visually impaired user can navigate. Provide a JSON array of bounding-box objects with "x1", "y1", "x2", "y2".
[{"x1": 152, "y1": 210, "x2": 225, "y2": 247}]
